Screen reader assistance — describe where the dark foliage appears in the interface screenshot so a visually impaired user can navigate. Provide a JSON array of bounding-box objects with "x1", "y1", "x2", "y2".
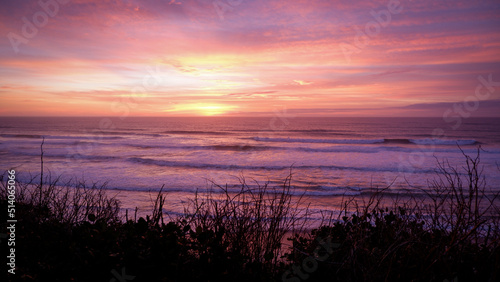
[{"x1": 1, "y1": 148, "x2": 499, "y2": 281}]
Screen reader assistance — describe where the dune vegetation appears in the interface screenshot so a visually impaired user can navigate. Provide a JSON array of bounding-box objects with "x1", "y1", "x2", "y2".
[{"x1": 1, "y1": 148, "x2": 499, "y2": 281}]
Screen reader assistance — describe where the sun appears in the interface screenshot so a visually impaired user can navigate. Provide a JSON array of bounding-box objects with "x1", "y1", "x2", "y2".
[
  {"x1": 164, "y1": 103, "x2": 235, "y2": 116},
  {"x1": 197, "y1": 105, "x2": 230, "y2": 116}
]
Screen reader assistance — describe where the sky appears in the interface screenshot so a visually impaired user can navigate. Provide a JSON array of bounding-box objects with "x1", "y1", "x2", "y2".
[{"x1": 0, "y1": 0, "x2": 499, "y2": 117}]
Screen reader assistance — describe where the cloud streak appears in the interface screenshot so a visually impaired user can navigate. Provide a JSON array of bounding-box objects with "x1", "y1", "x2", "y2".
[{"x1": 0, "y1": 0, "x2": 499, "y2": 116}]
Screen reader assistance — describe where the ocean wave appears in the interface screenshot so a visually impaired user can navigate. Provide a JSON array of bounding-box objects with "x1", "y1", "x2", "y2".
[
  {"x1": 122, "y1": 142, "x2": 487, "y2": 154},
  {"x1": 0, "y1": 134, "x2": 124, "y2": 141},
  {"x1": 123, "y1": 143, "x2": 266, "y2": 151},
  {"x1": 51, "y1": 135, "x2": 124, "y2": 141},
  {"x1": 164, "y1": 130, "x2": 231, "y2": 135},
  {"x1": 98, "y1": 131, "x2": 163, "y2": 138},
  {"x1": 253, "y1": 137, "x2": 385, "y2": 144},
  {"x1": 408, "y1": 138, "x2": 478, "y2": 145},
  {"x1": 253, "y1": 137, "x2": 478, "y2": 146},
  {"x1": 295, "y1": 190, "x2": 361, "y2": 197},
  {"x1": 0, "y1": 149, "x2": 120, "y2": 161},
  {"x1": 99, "y1": 182, "x2": 364, "y2": 197},
  {"x1": 211, "y1": 144, "x2": 266, "y2": 151},
  {"x1": 94, "y1": 142, "x2": 408, "y2": 154},
  {"x1": 126, "y1": 157, "x2": 434, "y2": 174},
  {"x1": 127, "y1": 157, "x2": 284, "y2": 170},
  {"x1": 0, "y1": 134, "x2": 43, "y2": 139}
]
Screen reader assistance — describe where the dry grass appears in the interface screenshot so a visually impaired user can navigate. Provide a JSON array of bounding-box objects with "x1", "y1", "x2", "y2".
[
  {"x1": 0, "y1": 171, "x2": 120, "y2": 225},
  {"x1": 177, "y1": 172, "x2": 309, "y2": 273},
  {"x1": 1, "y1": 144, "x2": 498, "y2": 281}
]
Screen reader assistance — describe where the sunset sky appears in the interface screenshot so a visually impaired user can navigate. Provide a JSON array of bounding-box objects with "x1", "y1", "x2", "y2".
[{"x1": 1, "y1": 0, "x2": 499, "y2": 117}]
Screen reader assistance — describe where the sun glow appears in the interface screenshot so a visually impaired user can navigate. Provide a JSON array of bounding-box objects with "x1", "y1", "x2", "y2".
[
  {"x1": 1, "y1": 1, "x2": 499, "y2": 117},
  {"x1": 164, "y1": 103, "x2": 235, "y2": 116},
  {"x1": 197, "y1": 105, "x2": 232, "y2": 116}
]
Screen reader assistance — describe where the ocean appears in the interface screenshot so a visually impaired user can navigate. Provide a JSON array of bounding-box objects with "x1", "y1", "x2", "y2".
[{"x1": 1, "y1": 117, "x2": 499, "y2": 219}]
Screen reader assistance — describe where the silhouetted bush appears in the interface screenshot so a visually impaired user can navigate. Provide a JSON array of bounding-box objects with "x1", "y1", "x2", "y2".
[{"x1": 1, "y1": 147, "x2": 499, "y2": 281}]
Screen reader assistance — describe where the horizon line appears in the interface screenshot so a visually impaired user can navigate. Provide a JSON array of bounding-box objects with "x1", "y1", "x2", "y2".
[{"x1": 1, "y1": 115, "x2": 500, "y2": 119}]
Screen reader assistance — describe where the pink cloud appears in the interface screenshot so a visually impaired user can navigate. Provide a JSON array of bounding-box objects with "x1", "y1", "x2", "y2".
[{"x1": 0, "y1": 0, "x2": 499, "y2": 116}]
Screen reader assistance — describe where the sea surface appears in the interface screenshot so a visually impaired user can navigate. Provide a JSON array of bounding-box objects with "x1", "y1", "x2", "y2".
[{"x1": 1, "y1": 117, "x2": 499, "y2": 220}]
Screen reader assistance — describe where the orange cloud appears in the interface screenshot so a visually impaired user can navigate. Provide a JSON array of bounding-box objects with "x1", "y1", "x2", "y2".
[{"x1": 0, "y1": 0, "x2": 499, "y2": 117}]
